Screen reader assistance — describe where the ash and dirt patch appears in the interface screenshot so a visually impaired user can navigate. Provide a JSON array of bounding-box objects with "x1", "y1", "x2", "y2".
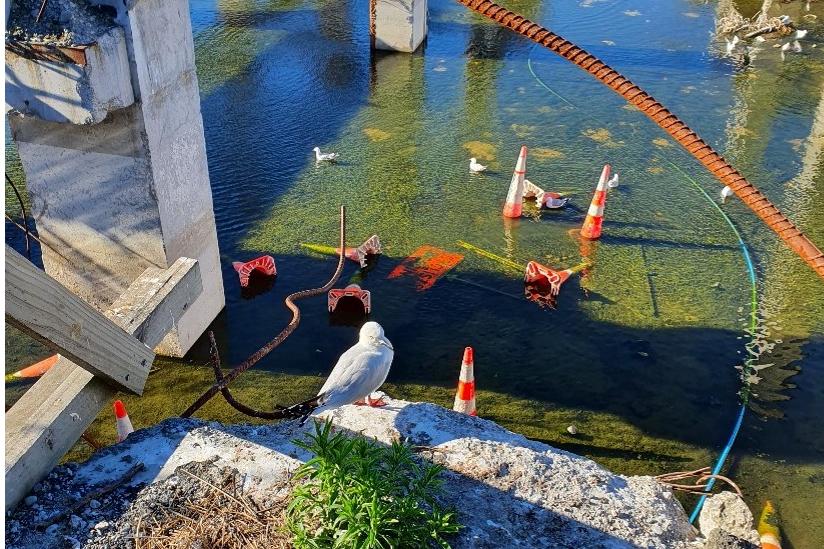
[
  {"x1": 6, "y1": 459, "x2": 290, "y2": 549},
  {"x1": 6, "y1": 0, "x2": 117, "y2": 46},
  {"x1": 85, "y1": 460, "x2": 290, "y2": 549}
]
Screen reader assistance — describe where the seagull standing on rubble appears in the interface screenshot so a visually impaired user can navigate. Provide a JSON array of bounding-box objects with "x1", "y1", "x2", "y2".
[{"x1": 283, "y1": 322, "x2": 394, "y2": 423}]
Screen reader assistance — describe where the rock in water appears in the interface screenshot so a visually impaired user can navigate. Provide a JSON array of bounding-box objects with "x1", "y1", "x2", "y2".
[{"x1": 698, "y1": 491, "x2": 760, "y2": 545}]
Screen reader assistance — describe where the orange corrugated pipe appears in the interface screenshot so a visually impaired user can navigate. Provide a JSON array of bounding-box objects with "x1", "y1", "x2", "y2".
[{"x1": 456, "y1": 0, "x2": 824, "y2": 280}]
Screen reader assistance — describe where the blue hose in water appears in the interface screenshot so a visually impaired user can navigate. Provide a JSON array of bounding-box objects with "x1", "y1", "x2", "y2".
[{"x1": 526, "y1": 48, "x2": 760, "y2": 522}]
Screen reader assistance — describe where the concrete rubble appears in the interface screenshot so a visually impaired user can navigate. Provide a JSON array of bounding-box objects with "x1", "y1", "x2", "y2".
[
  {"x1": 5, "y1": 398, "x2": 764, "y2": 548},
  {"x1": 6, "y1": 0, "x2": 116, "y2": 46}
]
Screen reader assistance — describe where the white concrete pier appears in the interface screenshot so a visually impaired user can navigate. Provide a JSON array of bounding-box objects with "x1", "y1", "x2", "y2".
[
  {"x1": 372, "y1": 0, "x2": 428, "y2": 53},
  {"x1": 6, "y1": 0, "x2": 224, "y2": 357}
]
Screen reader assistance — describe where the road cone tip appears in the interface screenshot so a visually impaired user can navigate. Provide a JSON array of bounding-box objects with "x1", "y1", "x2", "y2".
[
  {"x1": 114, "y1": 400, "x2": 134, "y2": 442},
  {"x1": 503, "y1": 146, "x2": 528, "y2": 218},
  {"x1": 580, "y1": 164, "x2": 611, "y2": 240}
]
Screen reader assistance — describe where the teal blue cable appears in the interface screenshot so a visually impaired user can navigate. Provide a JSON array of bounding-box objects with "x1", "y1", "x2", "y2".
[{"x1": 525, "y1": 46, "x2": 760, "y2": 521}]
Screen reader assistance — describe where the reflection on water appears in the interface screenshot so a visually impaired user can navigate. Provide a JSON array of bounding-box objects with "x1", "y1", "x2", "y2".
[{"x1": 5, "y1": 0, "x2": 824, "y2": 546}]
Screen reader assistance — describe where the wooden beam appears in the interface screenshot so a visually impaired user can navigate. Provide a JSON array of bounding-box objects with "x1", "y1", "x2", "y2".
[
  {"x1": 5, "y1": 257, "x2": 202, "y2": 511},
  {"x1": 5, "y1": 246, "x2": 153, "y2": 394}
]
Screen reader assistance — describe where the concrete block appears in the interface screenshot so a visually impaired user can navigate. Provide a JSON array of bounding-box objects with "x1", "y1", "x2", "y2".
[
  {"x1": 5, "y1": 27, "x2": 134, "y2": 125},
  {"x1": 373, "y1": 0, "x2": 428, "y2": 53}
]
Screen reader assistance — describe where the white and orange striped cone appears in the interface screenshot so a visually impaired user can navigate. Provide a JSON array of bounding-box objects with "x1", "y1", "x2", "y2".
[
  {"x1": 758, "y1": 501, "x2": 782, "y2": 549},
  {"x1": 114, "y1": 400, "x2": 134, "y2": 443},
  {"x1": 580, "y1": 164, "x2": 611, "y2": 239},
  {"x1": 524, "y1": 261, "x2": 590, "y2": 296},
  {"x1": 453, "y1": 347, "x2": 477, "y2": 416},
  {"x1": 503, "y1": 146, "x2": 528, "y2": 218}
]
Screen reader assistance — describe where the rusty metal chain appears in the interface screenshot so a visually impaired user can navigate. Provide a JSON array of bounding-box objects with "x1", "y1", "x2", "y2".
[
  {"x1": 181, "y1": 205, "x2": 347, "y2": 418},
  {"x1": 457, "y1": 0, "x2": 824, "y2": 280}
]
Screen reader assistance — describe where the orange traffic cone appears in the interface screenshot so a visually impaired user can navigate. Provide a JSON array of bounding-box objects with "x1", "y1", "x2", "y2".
[
  {"x1": 7, "y1": 354, "x2": 60, "y2": 380},
  {"x1": 580, "y1": 164, "x2": 611, "y2": 239},
  {"x1": 503, "y1": 146, "x2": 528, "y2": 218},
  {"x1": 453, "y1": 347, "x2": 477, "y2": 416},
  {"x1": 114, "y1": 400, "x2": 134, "y2": 443},
  {"x1": 758, "y1": 501, "x2": 782, "y2": 549},
  {"x1": 524, "y1": 261, "x2": 590, "y2": 296}
]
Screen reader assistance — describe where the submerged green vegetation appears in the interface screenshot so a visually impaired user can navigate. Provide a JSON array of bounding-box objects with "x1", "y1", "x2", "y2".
[{"x1": 5, "y1": 0, "x2": 824, "y2": 547}]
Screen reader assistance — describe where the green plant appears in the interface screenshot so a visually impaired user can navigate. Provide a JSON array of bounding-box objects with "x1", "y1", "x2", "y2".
[{"x1": 287, "y1": 420, "x2": 461, "y2": 548}]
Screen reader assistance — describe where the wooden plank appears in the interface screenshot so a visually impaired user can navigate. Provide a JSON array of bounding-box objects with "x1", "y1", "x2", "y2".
[
  {"x1": 5, "y1": 258, "x2": 202, "y2": 511},
  {"x1": 5, "y1": 245, "x2": 154, "y2": 394},
  {"x1": 105, "y1": 257, "x2": 201, "y2": 349}
]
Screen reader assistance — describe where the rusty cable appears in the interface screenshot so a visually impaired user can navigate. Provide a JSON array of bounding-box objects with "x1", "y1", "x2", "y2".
[
  {"x1": 6, "y1": 174, "x2": 32, "y2": 260},
  {"x1": 205, "y1": 330, "x2": 288, "y2": 419},
  {"x1": 456, "y1": 0, "x2": 824, "y2": 280},
  {"x1": 181, "y1": 205, "x2": 347, "y2": 418}
]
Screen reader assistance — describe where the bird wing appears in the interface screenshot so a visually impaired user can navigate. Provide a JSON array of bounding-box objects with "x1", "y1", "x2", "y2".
[{"x1": 317, "y1": 345, "x2": 393, "y2": 409}]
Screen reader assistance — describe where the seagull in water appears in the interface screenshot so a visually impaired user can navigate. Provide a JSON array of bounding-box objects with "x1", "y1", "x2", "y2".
[
  {"x1": 607, "y1": 173, "x2": 620, "y2": 189},
  {"x1": 282, "y1": 322, "x2": 394, "y2": 423},
  {"x1": 721, "y1": 185, "x2": 734, "y2": 204},
  {"x1": 469, "y1": 158, "x2": 487, "y2": 173},
  {"x1": 725, "y1": 35, "x2": 740, "y2": 56},
  {"x1": 313, "y1": 147, "x2": 339, "y2": 162}
]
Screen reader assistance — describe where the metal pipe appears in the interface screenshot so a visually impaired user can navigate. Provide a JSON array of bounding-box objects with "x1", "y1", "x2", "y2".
[{"x1": 181, "y1": 205, "x2": 347, "y2": 418}]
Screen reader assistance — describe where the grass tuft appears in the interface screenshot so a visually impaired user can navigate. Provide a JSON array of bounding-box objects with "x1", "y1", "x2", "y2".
[{"x1": 287, "y1": 420, "x2": 461, "y2": 548}]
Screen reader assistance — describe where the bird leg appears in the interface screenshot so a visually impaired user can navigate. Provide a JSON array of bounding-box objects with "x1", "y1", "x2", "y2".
[{"x1": 355, "y1": 393, "x2": 388, "y2": 407}]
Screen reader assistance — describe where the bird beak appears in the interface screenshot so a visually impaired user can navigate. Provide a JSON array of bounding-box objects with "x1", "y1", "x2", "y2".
[{"x1": 380, "y1": 338, "x2": 394, "y2": 350}]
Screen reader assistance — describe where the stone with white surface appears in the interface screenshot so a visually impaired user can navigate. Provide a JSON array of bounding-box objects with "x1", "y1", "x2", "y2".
[{"x1": 6, "y1": 399, "x2": 699, "y2": 548}]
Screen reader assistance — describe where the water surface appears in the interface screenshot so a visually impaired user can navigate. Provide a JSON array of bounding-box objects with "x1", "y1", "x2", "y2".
[{"x1": 6, "y1": 0, "x2": 823, "y2": 546}]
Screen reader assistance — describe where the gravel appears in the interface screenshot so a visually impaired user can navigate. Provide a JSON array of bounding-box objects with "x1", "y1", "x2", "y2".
[{"x1": 6, "y1": 0, "x2": 117, "y2": 46}]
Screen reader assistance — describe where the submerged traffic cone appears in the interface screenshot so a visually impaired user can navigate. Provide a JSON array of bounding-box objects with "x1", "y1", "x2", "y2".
[
  {"x1": 453, "y1": 347, "x2": 477, "y2": 416},
  {"x1": 580, "y1": 164, "x2": 611, "y2": 239},
  {"x1": 524, "y1": 261, "x2": 590, "y2": 296},
  {"x1": 503, "y1": 146, "x2": 528, "y2": 218},
  {"x1": 758, "y1": 501, "x2": 782, "y2": 549},
  {"x1": 114, "y1": 400, "x2": 134, "y2": 443}
]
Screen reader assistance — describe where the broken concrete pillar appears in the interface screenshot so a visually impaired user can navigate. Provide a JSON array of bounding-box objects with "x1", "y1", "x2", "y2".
[
  {"x1": 6, "y1": 0, "x2": 224, "y2": 357},
  {"x1": 371, "y1": 0, "x2": 428, "y2": 53}
]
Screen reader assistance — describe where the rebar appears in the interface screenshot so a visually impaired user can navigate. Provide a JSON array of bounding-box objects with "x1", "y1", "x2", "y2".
[
  {"x1": 456, "y1": 0, "x2": 824, "y2": 280},
  {"x1": 181, "y1": 206, "x2": 347, "y2": 418}
]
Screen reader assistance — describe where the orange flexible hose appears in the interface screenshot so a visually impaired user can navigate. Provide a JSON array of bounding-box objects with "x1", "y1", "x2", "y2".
[{"x1": 456, "y1": 0, "x2": 824, "y2": 280}]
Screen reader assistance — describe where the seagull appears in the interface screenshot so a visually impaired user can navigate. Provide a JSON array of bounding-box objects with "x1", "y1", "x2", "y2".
[
  {"x1": 607, "y1": 173, "x2": 620, "y2": 188},
  {"x1": 795, "y1": 29, "x2": 808, "y2": 40},
  {"x1": 725, "y1": 35, "x2": 740, "y2": 55},
  {"x1": 313, "y1": 147, "x2": 339, "y2": 162},
  {"x1": 281, "y1": 322, "x2": 394, "y2": 423},
  {"x1": 469, "y1": 158, "x2": 487, "y2": 173},
  {"x1": 721, "y1": 185, "x2": 734, "y2": 203}
]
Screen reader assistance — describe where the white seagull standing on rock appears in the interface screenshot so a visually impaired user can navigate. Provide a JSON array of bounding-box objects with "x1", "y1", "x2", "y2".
[
  {"x1": 283, "y1": 322, "x2": 394, "y2": 423},
  {"x1": 313, "y1": 146, "x2": 339, "y2": 162},
  {"x1": 469, "y1": 157, "x2": 487, "y2": 173}
]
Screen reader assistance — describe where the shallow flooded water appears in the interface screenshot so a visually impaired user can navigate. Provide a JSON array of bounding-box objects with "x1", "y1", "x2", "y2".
[{"x1": 6, "y1": 0, "x2": 824, "y2": 546}]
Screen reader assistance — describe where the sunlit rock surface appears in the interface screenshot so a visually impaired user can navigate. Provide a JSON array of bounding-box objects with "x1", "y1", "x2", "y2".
[{"x1": 7, "y1": 399, "x2": 699, "y2": 548}]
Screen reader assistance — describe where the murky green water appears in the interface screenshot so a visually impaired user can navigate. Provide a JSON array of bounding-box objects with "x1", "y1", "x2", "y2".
[{"x1": 6, "y1": 0, "x2": 824, "y2": 546}]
